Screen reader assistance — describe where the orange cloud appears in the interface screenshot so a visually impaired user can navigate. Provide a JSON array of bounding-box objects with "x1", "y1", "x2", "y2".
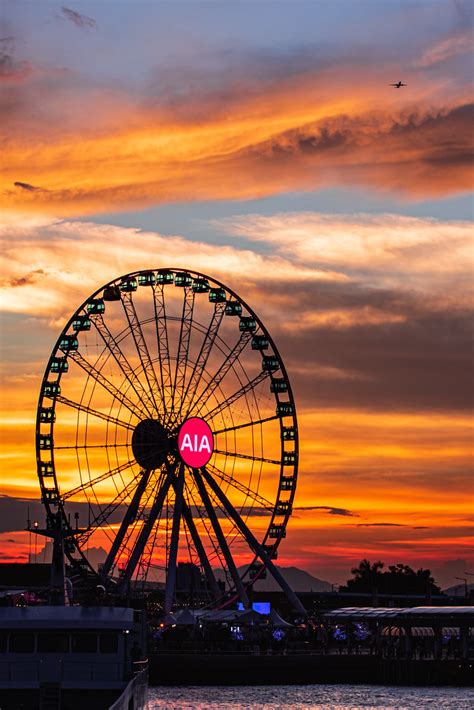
[
  {"x1": 1, "y1": 39, "x2": 472, "y2": 216},
  {"x1": 0, "y1": 212, "x2": 471, "y2": 581}
]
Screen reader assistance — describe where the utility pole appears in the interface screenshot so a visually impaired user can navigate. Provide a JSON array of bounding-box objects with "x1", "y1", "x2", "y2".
[
  {"x1": 27, "y1": 512, "x2": 87, "y2": 605},
  {"x1": 455, "y1": 576, "x2": 468, "y2": 598}
]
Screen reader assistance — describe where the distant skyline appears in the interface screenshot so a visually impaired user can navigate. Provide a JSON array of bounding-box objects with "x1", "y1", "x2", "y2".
[{"x1": 0, "y1": 1, "x2": 472, "y2": 585}]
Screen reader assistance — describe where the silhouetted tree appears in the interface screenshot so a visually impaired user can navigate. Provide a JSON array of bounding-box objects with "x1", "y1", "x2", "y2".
[{"x1": 340, "y1": 559, "x2": 443, "y2": 596}]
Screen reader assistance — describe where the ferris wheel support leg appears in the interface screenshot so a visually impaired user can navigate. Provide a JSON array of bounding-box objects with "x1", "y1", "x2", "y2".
[
  {"x1": 180, "y1": 494, "x2": 221, "y2": 601},
  {"x1": 192, "y1": 468, "x2": 250, "y2": 609},
  {"x1": 200, "y1": 467, "x2": 307, "y2": 615},
  {"x1": 164, "y1": 464, "x2": 185, "y2": 614},
  {"x1": 116, "y1": 467, "x2": 174, "y2": 594},
  {"x1": 101, "y1": 468, "x2": 152, "y2": 581}
]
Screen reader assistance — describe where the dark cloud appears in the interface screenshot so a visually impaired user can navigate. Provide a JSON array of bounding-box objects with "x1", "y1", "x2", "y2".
[
  {"x1": 296, "y1": 506, "x2": 358, "y2": 517},
  {"x1": 356, "y1": 523, "x2": 431, "y2": 529},
  {"x1": 59, "y1": 7, "x2": 97, "y2": 30},
  {"x1": 0, "y1": 496, "x2": 117, "y2": 535},
  {"x1": 239, "y1": 103, "x2": 474, "y2": 195},
  {"x1": 292, "y1": 313, "x2": 472, "y2": 411},
  {"x1": 188, "y1": 504, "x2": 272, "y2": 519},
  {"x1": 13, "y1": 181, "x2": 42, "y2": 192},
  {"x1": 357, "y1": 522, "x2": 406, "y2": 527},
  {"x1": 9, "y1": 269, "x2": 46, "y2": 288},
  {"x1": 0, "y1": 51, "x2": 32, "y2": 81},
  {"x1": 0, "y1": 496, "x2": 274, "y2": 536},
  {"x1": 0, "y1": 552, "x2": 27, "y2": 560},
  {"x1": 296, "y1": 128, "x2": 350, "y2": 155},
  {"x1": 256, "y1": 279, "x2": 473, "y2": 412}
]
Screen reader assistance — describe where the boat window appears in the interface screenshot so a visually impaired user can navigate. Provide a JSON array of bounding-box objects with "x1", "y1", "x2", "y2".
[
  {"x1": 10, "y1": 633, "x2": 35, "y2": 653},
  {"x1": 71, "y1": 633, "x2": 97, "y2": 653},
  {"x1": 0, "y1": 634, "x2": 6, "y2": 652},
  {"x1": 99, "y1": 633, "x2": 118, "y2": 653},
  {"x1": 37, "y1": 633, "x2": 69, "y2": 653}
]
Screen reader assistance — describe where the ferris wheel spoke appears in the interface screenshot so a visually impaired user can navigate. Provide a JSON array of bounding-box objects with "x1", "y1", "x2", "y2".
[
  {"x1": 180, "y1": 487, "x2": 221, "y2": 600},
  {"x1": 184, "y1": 478, "x2": 227, "y2": 572},
  {"x1": 68, "y1": 351, "x2": 143, "y2": 421},
  {"x1": 116, "y1": 460, "x2": 176, "y2": 592},
  {"x1": 170, "y1": 287, "x2": 195, "y2": 422},
  {"x1": 121, "y1": 292, "x2": 162, "y2": 417},
  {"x1": 55, "y1": 394, "x2": 134, "y2": 431},
  {"x1": 213, "y1": 449, "x2": 280, "y2": 466},
  {"x1": 140, "y1": 470, "x2": 170, "y2": 581},
  {"x1": 152, "y1": 283, "x2": 173, "y2": 416},
  {"x1": 123, "y1": 469, "x2": 165, "y2": 577},
  {"x1": 121, "y1": 471, "x2": 165, "y2": 589},
  {"x1": 187, "y1": 331, "x2": 252, "y2": 419},
  {"x1": 200, "y1": 466, "x2": 306, "y2": 614},
  {"x1": 180, "y1": 301, "x2": 226, "y2": 419},
  {"x1": 75, "y1": 467, "x2": 146, "y2": 546},
  {"x1": 206, "y1": 461, "x2": 274, "y2": 512},
  {"x1": 191, "y1": 467, "x2": 250, "y2": 607},
  {"x1": 165, "y1": 463, "x2": 185, "y2": 613},
  {"x1": 61, "y1": 458, "x2": 136, "y2": 501},
  {"x1": 213, "y1": 414, "x2": 280, "y2": 435},
  {"x1": 54, "y1": 443, "x2": 130, "y2": 450},
  {"x1": 204, "y1": 370, "x2": 271, "y2": 423},
  {"x1": 92, "y1": 314, "x2": 156, "y2": 418},
  {"x1": 137, "y1": 515, "x2": 163, "y2": 588},
  {"x1": 100, "y1": 468, "x2": 153, "y2": 579}
]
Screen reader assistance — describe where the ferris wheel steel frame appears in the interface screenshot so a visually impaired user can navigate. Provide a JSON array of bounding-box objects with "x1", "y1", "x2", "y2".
[{"x1": 36, "y1": 268, "x2": 304, "y2": 613}]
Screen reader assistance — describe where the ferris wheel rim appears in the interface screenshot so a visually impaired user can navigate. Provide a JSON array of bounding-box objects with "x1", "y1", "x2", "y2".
[{"x1": 36, "y1": 267, "x2": 299, "y2": 600}]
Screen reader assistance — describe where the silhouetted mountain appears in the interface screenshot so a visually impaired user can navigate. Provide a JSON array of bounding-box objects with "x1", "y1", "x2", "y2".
[
  {"x1": 442, "y1": 582, "x2": 474, "y2": 596},
  {"x1": 215, "y1": 565, "x2": 332, "y2": 592},
  {"x1": 30, "y1": 542, "x2": 107, "y2": 572}
]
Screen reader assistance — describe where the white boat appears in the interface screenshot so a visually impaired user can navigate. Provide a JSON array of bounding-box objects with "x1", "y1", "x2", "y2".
[{"x1": 0, "y1": 605, "x2": 148, "y2": 709}]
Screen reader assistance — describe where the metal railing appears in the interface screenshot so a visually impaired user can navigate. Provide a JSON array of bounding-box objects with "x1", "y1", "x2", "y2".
[{"x1": 108, "y1": 663, "x2": 148, "y2": 710}]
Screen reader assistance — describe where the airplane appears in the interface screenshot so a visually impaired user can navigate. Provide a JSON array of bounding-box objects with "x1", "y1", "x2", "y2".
[{"x1": 390, "y1": 81, "x2": 406, "y2": 88}]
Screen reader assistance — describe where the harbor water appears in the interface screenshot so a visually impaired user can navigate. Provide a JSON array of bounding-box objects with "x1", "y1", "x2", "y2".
[{"x1": 147, "y1": 684, "x2": 474, "y2": 709}]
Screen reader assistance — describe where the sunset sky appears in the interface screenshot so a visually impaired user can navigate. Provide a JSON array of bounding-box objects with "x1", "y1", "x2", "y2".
[{"x1": 0, "y1": 0, "x2": 472, "y2": 588}]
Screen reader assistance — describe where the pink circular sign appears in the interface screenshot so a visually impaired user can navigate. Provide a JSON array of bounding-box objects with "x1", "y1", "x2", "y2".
[{"x1": 178, "y1": 417, "x2": 214, "y2": 468}]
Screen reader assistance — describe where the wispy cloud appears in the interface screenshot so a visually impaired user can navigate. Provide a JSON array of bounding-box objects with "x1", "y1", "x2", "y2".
[
  {"x1": 415, "y1": 30, "x2": 472, "y2": 67},
  {"x1": 296, "y1": 506, "x2": 358, "y2": 517},
  {"x1": 1, "y1": 18, "x2": 472, "y2": 217},
  {"x1": 0, "y1": 212, "x2": 339, "y2": 318},
  {"x1": 0, "y1": 49, "x2": 32, "y2": 82},
  {"x1": 58, "y1": 7, "x2": 97, "y2": 31},
  {"x1": 13, "y1": 181, "x2": 43, "y2": 192},
  {"x1": 215, "y1": 211, "x2": 473, "y2": 297},
  {"x1": 9, "y1": 269, "x2": 46, "y2": 288},
  {"x1": 357, "y1": 522, "x2": 406, "y2": 527}
]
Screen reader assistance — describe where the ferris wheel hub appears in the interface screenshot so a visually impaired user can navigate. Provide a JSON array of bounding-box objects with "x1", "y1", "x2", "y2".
[
  {"x1": 178, "y1": 417, "x2": 214, "y2": 468},
  {"x1": 131, "y1": 418, "x2": 170, "y2": 469}
]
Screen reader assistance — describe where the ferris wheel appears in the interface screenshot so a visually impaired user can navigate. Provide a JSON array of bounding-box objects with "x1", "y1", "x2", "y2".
[{"x1": 36, "y1": 268, "x2": 304, "y2": 612}]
